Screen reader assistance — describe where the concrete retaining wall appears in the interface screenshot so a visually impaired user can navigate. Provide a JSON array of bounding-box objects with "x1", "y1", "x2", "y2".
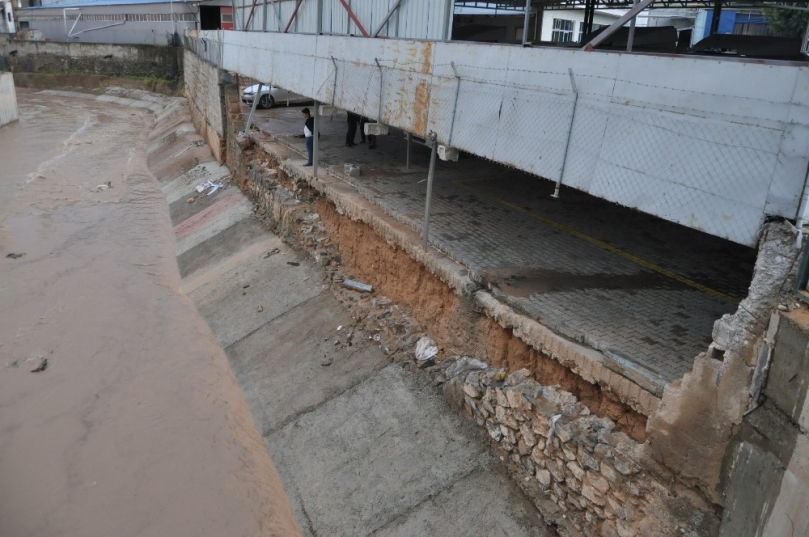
[
  {"x1": 0, "y1": 72, "x2": 17, "y2": 127},
  {"x1": 719, "y1": 310, "x2": 809, "y2": 537},
  {"x1": 183, "y1": 49, "x2": 226, "y2": 162},
  {"x1": 0, "y1": 38, "x2": 182, "y2": 84}
]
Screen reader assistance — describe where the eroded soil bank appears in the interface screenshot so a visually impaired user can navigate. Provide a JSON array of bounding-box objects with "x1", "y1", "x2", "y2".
[
  {"x1": 0, "y1": 90, "x2": 299, "y2": 536},
  {"x1": 236, "y1": 147, "x2": 647, "y2": 443}
]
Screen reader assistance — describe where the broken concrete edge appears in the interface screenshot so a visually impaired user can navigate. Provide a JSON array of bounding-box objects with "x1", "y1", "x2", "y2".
[
  {"x1": 645, "y1": 221, "x2": 802, "y2": 506},
  {"x1": 431, "y1": 358, "x2": 720, "y2": 536},
  {"x1": 256, "y1": 138, "x2": 664, "y2": 418}
]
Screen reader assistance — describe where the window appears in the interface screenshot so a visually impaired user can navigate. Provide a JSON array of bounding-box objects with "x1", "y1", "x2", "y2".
[
  {"x1": 578, "y1": 22, "x2": 608, "y2": 43},
  {"x1": 551, "y1": 19, "x2": 574, "y2": 42}
]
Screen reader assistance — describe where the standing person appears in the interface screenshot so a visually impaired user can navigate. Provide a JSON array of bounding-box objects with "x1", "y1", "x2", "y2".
[
  {"x1": 301, "y1": 108, "x2": 314, "y2": 166},
  {"x1": 346, "y1": 112, "x2": 360, "y2": 147},
  {"x1": 359, "y1": 116, "x2": 368, "y2": 144}
]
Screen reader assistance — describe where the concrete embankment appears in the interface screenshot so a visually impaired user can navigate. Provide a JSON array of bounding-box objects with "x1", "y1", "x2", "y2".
[
  {"x1": 150, "y1": 91, "x2": 554, "y2": 535},
  {"x1": 0, "y1": 88, "x2": 299, "y2": 537}
]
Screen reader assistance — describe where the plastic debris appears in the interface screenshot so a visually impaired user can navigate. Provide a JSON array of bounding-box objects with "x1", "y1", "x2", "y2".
[
  {"x1": 195, "y1": 180, "x2": 226, "y2": 196},
  {"x1": 414, "y1": 336, "x2": 438, "y2": 362}
]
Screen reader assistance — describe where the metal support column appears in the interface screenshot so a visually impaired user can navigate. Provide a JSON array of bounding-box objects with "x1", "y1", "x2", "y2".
[
  {"x1": 522, "y1": 0, "x2": 531, "y2": 45},
  {"x1": 710, "y1": 0, "x2": 722, "y2": 36},
  {"x1": 422, "y1": 133, "x2": 438, "y2": 250},
  {"x1": 313, "y1": 99, "x2": 320, "y2": 177},
  {"x1": 583, "y1": 0, "x2": 594, "y2": 36},
  {"x1": 627, "y1": 0, "x2": 638, "y2": 51},
  {"x1": 244, "y1": 83, "x2": 263, "y2": 134},
  {"x1": 406, "y1": 132, "x2": 412, "y2": 170},
  {"x1": 552, "y1": 69, "x2": 578, "y2": 199}
]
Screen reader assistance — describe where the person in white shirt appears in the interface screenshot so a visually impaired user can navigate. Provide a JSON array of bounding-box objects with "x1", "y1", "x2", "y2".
[{"x1": 301, "y1": 108, "x2": 314, "y2": 166}]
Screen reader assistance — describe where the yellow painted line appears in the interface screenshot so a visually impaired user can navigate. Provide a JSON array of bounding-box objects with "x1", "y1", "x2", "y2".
[{"x1": 453, "y1": 179, "x2": 740, "y2": 305}]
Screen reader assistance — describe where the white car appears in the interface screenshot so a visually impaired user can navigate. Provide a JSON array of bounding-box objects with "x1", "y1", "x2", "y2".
[{"x1": 241, "y1": 84, "x2": 309, "y2": 108}]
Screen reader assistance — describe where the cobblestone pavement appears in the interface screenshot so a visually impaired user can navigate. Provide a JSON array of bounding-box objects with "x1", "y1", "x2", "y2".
[{"x1": 250, "y1": 105, "x2": 757, "y2": 384}]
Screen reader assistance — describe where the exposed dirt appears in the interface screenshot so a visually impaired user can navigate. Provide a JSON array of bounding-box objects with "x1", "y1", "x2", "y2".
[{"x1": 314, "y1": 199, "x2": 648, "y2": 442}]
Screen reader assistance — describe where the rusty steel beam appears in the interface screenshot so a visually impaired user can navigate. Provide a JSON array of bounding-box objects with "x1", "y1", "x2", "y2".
[
  {"x1": 283, "y1": 0, "x2": 304, "y2": 33},
  {"x1": 244, "y1": 0, "x2": 261, "y2": 31},
  {"x1": 339, "y1": 0, "x2": 370, "y2": 37}
]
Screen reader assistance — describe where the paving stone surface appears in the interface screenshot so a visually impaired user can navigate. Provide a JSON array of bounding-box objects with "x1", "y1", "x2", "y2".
[{"x1": 250, "y1": 104, "x2": 756, "y2": 383}]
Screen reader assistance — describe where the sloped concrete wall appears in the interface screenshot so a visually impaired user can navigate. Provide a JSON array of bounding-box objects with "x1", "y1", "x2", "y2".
[{"x1": 0, "y1": 72, "x2": 17, "y2": 127}]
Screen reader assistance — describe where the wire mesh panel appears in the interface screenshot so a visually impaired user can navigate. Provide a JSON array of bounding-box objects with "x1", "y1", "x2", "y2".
[{"x1": 204, "y1": 29, "x2": 809, "y2": 246}]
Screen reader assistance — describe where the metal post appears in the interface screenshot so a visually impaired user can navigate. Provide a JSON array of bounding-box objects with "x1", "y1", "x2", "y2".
[
  {"x1": 443, "y1": 0, "x2": 453, "y2": 41},
  {"x1": 375, "y1": 58, "x2": 383, "y2": 122},
  {"x1": 710, "y1": 0, "x2": 722, "y2": 36},
  {"x1": 626, "y1": 0, "x2": 638, "y2": 52},
  {"x1": 627, "y1": 0, "x2": 638, "y2": 52},
  {"x1": 313, "y1": 99, "x2": 320, "y2": 177},
  {"x1": 331, "y1": 57, "x2": 338, "y2": 104},
  {"x1": 422, "y1": 134, "x2": 438, "y2": 250},
  {"x1": 552, "y1": 69, "x2": 578, "y2": 199},
  {"x1": 244, "y1": 82, "x2": 263, "y2": 134},
  {"x1": 316, "y1": 0, "x2": 323, "y2": 34},
  {"x1": 448, "y1": 61, "x2": 461, "y2": 146},
  {"x1": 533, "y1": 8, "x2": 540, "y2": 41},
  {"x1": 522, "y1": 0, "x2": 530, "y2": 45},
  {"x1": 406, "y1": 132, "x2": 412, "y2": 170}
]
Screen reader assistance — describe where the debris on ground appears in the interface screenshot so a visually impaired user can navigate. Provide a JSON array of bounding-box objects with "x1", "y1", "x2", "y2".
[
  {"x1": 343, "y1": 279, "x2": 373, "y2": 293},
  {"x1": 91, "y1": 181, "x2": 112, "y2": 192},
  {"x1": 415, "y1": 336, "x2": 439, "y2": 362},
  {"x1": 195, "y1": 180, "x2": 226, "y2": 196},
  {"x1": 263, "y1": 248, "x2": 280, "y2": 259},
  {"x1": 256, "y1": 305, "x2": 264, "y2": 313},
  {"x1": 320, "y1": 357, "x2": 333, "y2": 367},
  {"x1": 29, "y1": 357, "x2": 47, "y2": 373},
  {"x1": 287, "y1": 261, "x2": 300, "y2": 266},
  {"x1": 6, "y1": 253, "x2": 25, "y2": 259},
  {"x1": 187, "y1": 197, "x2": 196, "y2": 204}
]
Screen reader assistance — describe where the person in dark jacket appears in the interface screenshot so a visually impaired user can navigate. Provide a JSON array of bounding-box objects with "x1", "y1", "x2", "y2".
[
  {"x1": 301, "y1": 108, "x2": 314, "y2": 166},
  {"x1": 346, "y1": 112, "x2": 360, "y2": 147}
]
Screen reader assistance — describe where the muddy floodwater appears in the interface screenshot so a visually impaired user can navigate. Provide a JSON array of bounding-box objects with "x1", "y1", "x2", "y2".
[{"x1": 0, "y1": 90, "x2": 299, "y2": 536}]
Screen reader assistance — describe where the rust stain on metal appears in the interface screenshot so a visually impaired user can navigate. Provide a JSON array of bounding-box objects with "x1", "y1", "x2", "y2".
[
  {"x1": 413, "y1": 79, "x2": 431, "y2": 136},
  {"x1": 420, "y1": 41, "x2": 433, "y2": 74}
]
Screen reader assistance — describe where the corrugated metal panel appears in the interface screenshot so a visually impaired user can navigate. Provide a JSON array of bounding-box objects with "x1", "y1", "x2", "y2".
[{"x1": 230, "y1": 0, "x2": 450, "y2": 40}]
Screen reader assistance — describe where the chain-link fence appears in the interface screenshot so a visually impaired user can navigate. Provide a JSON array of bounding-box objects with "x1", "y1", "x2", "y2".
[
  {"x1": 183, "y1": 32, "x2": 223, "y2": 68},
  {"x1": 187, "y1": 31, "x2": 800, "y2": 246}
]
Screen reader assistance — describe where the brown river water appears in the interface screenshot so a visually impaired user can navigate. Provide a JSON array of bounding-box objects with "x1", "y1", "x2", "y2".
[{"x1": 0, "y1": 90, "x2": 299, "y2": 536}]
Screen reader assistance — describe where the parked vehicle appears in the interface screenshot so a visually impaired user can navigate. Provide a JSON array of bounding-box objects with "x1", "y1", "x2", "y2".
[{"x1": 241, "y1": 84, "x2": 310, "y2": 108}]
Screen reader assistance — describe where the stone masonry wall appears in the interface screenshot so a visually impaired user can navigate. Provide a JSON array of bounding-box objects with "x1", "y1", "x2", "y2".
[
  {"x1": 183, "y1": 49, "x2": 227, "y2": 162},
  {"x1": 438, "y1": 357, "x2": 720, "y2": 537}
]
